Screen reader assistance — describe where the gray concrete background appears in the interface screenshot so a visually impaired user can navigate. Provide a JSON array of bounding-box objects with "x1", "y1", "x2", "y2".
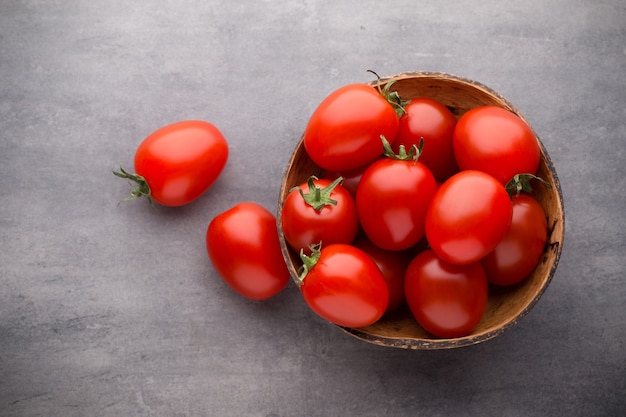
[{"x1": 1, "y1": 1, "x2": 624, "y2": 416}]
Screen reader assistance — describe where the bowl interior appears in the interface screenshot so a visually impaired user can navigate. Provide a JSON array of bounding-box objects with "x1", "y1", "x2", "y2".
[{"x1": 277, "y1": 72, "x2": 565, "y2": 349}]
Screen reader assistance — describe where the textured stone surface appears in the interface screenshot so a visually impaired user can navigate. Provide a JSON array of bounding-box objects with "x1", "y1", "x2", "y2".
[{"x1": 1, "y1": 1, "x2": 624, "y2": 416}]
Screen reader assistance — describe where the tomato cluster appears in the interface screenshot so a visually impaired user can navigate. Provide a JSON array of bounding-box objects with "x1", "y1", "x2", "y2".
[
  {"x1": 115, "y1": 75, "x2": 550, "y2": 341},
  {"x1": 282, "y1": 78, "x2": 550, "y2": 338}
]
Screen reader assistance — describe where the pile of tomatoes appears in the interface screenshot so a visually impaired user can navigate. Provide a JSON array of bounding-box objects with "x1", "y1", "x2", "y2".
[{"x1": 115, "y1": 74, "x2": 551, "y2": 340}]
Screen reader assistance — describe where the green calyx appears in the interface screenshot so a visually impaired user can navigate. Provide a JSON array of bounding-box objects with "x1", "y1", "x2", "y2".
[
  {"x1": 291, "y1": 176, "x2": 343, "y2": 212},
  {"x1": 381, "y1": 135, "x2": 423, "y2": 162},
  {"x1": 505, "y1": 173, "x2": 552, "y2": 198},
  {"x1": 296, "y1": 242, "x2": 322, "y2": 285},
  {"x1": 367, "y1": 70, "x2": 410, "y2": 118},
  {"x1": 112, "y1": 166, "x2": 152, "y2": 205}
]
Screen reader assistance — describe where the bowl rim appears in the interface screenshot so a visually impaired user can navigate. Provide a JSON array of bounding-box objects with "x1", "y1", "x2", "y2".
[{"x1": 278, "y1": 71, "x2": 565, "y2": 349}]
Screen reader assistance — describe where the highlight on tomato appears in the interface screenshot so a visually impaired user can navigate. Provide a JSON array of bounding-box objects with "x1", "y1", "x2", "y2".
[
  {"x1": 114, "y1": 120, "x2": 228, "y2": 206},
  {"x1": 404, "y1": 249, "x2": 488, "y2": 338},
  {"x1": 280, "y1": 176, "x2": 358, "y2": 254},
  {"x1": 206, "y1": 202, "x2": 290, "y2": 301},
  {"x1": 296, "y1": 243, "x2": 389, "y2": 328}
]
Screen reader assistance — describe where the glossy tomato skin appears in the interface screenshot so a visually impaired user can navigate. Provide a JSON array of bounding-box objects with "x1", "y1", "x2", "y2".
[
  {"x1": 426, "y1": 170, "x2": 513, "y2": 265},
  {"x1": 453, "y1": 106, "x2": 540, "y2": 185},
  {"x1": 303, "y1": 84, "x2": 399, "y2": 171},
  {"x1": 300, "y1": 244, "x2": 389, "y2": 328},
  {"x1": 321, "y1": 160, "x2": 376, "y2": 199},
  {"x1": 135, "y1": 120, "x2": 228, "y2": 206},
  {"x1": 404, "y1": 249, "x2": 488, "y2": 338},
  {"x1": 206, "y1": 202, "x2": 290, "y2": 301},
  {"x1": 482, "y1": 193, "x2": 548, "y2": 286},
  {"x1": 356, "y1": 158, "x2": 437, "y2": 251},
  {"x1": 395, "y1": 98, "x2": 458, "y2": 182},
  {"x1": 353, "y1": 238, "x2": 413, "y2": 313},
  {"x1": 281, "y1": 178, "x2": 358, "y2": 253}
]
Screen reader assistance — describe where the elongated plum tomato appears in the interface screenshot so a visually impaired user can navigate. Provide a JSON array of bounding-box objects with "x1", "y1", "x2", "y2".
[
  {"x1": 303, "y1": 83, "x2": 401, "y2": 171},
  {"x1": 453, "y1": 106, "x2": 540, "y2": 185},
  {"x1": 114, "y1": 120, "x2": 228, "y2": 206},
  {"x1": 298, "y1": 243, "x2": 389, "y2": 328},
  {"x1": 395, "y1": 97, "x2": 458, "y2": 182},
  {"x1": 206, "y1": 202, "x2": 290, "y2": 301},
  {"x1": 281, "y1": 176, "x2": 358, "y2": 254},
  {"x1": 481, "y1": 193, "x2": 548, "y2": 286},
  {"x1": 425, "y1": 170, "x2": 513, "y2": 265},
  {"x1": 356, "y1": 139, "x2": 437, "y2": 251},
  {"x1": 404, "y1": 249, "x2": 488, "y2": 338}
]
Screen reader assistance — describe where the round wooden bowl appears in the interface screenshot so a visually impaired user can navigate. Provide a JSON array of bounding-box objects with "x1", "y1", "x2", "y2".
[{"x1": 277, "y1": 71, "x2": 565, "y2": 349}]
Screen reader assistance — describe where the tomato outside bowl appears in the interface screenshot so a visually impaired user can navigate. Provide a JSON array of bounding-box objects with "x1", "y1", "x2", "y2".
[{"x1": 277, "y1": 71, "x2": 565, "y2": 350}]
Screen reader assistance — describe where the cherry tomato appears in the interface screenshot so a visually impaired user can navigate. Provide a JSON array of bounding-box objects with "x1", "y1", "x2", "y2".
[
  {"x1": 206, "y1": 202, "x2": 290, "y2": 300},
  {"x1": 114, "y1": 120, "x2": 229, "y2": 206},
  {"x1": 404, "y1": 249, "x2": 488, "y2": 338},
  {"x1": 297, "y1": 243, "x2": 389, "y2": 328},
  {"x1": 453, "y1": 106, "x2": 540, "y2": 185},
  {"x1": 281, "y1": 176, "x2": 358, "y2": 253},
  {"x1": 395, "y1": 97, "x2": 458, "y2": 182},
  {"x1": 426, "y1": 170, "x2": 512, "y2": 265},
  {"x1": 482, "y1": 193, "x2": 548, "y2": 286},
  {"x1": 356, "y1": 141, "x2": 437, "y2": 251},
  {"x1": 353, "y1": 238, "x2": 413, "y2": 313},
  {"x1": 303, "y1": 83, "x2": 400, "y2": 171}
]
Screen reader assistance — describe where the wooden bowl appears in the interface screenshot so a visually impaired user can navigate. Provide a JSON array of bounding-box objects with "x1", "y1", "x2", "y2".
[{"x1": 277, "y1": 71, "x2": 565, "y2": 349}]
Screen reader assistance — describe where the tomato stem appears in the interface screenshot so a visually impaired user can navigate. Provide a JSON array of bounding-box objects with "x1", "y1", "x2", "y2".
[
  {"x1": 296, "y1": 242, "x2": 322, "y2": 284},
  {"x1": 291, "y1": 176, "x2": 343, "y2": 212},
  {"x1": 505, "y1": 173, "x2": 552, "y2": 198},
  {"x1": 367, "y1": 70, "x2": 409, "y2": 118},
  {"x1": 112, "y1": 166, "x2": 153, "y2": 205},
  {"x1": 381, "y1": 135, "x2": 423, "y2": 162}
]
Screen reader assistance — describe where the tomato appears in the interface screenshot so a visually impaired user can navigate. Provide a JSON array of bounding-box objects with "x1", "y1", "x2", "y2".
[
  {"x1": 281, "y1": 176, "x2": 358, "y2": 253},
  {"x1": 453, "y1": 106, "x2": 540, "y2": 185},
  {"x1": 114, "y1": 120, "x2": 228, "y2": 206},
  {"x1": 481, "y1": 193, "x2": 548, "y2": 286},
  {"x1": 356, "y1": 140, "x2": 437, "y2": 251},
  {"x1": 353, "y1": 238, "x2": 413, "y2": 313},
  {"x1": 303, "y1": 83, "x2": 401, "y2": 171},
  {"x1": 321, "y1": 161, "x2": 375, "y2": 198},
  {"x1": 395, "y1": 97, "x2": 458, "y2": 182},
  {"x1": 297, "y1": 243, "x2": 389, "y2": 328},
  {"x1": 425, "y1": 170, "x2": 512, "y2": 265},
  {"x1": 404, "y1": 249, "x2": 488, "y2": 338},
  {"x1": 206, "y1": 202, "x2": 290, "y2": 300}
]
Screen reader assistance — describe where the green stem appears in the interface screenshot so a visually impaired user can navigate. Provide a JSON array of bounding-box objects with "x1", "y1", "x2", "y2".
[
  {"x1": 296, "y1": 242, "x2": 323, "y2": 285},
  {"x1": 112, "y1": 166, "x2": 153, "y2": 205},
  {"x1": 505, "y1": 173, "x2": 552, "y2": 198},
  {"x1": 381, "y1": 135, "x2": 423, "y2": 162},
  {"x1": 367, "y1": 70, "x2": 410, "y2": 118},
  {"x1": 291, "y1": 176, "x2": 343, "y2": 212}
]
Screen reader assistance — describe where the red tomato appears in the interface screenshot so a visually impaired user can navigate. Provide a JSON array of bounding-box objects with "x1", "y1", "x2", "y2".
[
  {"x1": 481, "y1": 193, "x2": 548, "y2": 286},
  {"x1": 321, "y1": 161, "x2": 375, "y2": 198},
  {"x1": 206, "y1": 202, "x2": 290, "y2": 300},
  {"x1": 353, "y1": 238, "x2": 413, "y2": 313},
  {"x1": 114, "y1": 120, "x2": 228, "y2": 206},
  {"x1": 356, "y1": 144, "x2": 437, "y2": 251},
  {"x1": 297, "y1": 243, "x2": 389, "y2": 328},
  {"x1": 281, "y1": 176, "x2": 358, "y2": 253},
  {"x1": 395, "y1": 97, "x2": 458, "y2": 182},
  {"x1": 404, "y1": 250, "x2": 488, "y2": 338},
  {"x1": 426, "y1": 170, "x2": 513, "y2": 265},
  {"x1": 303, "y1": 83, "x2": 400, "y2": 171},
  {"x1": 453, "y1": 106, "x2": 540, "y2": 185}
]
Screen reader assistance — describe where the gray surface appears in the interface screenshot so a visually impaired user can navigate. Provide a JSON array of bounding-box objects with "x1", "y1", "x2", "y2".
[{"x1": 1, "y1": 0, "x2": 624, "y2": 416}]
